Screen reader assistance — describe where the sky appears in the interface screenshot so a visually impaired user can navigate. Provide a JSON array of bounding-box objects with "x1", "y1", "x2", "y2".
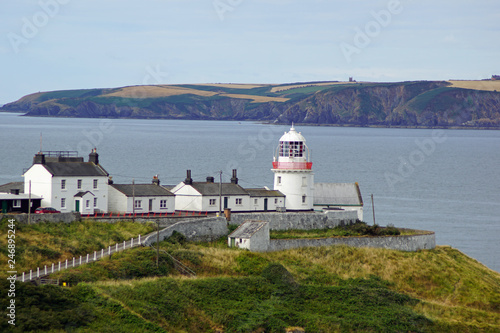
[{"x1": 1, "y1": 0, "x2": 499, "y2": 105}]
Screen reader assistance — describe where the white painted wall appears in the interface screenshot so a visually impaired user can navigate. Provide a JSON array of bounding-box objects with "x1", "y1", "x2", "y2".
[
  {"x1": 51, "y1": 175, "x2": 108, "y2": 213},
  {"x1": 249, "y1": 196, "x2": 285, "y2": 211},
  {"x1": 108, "y1": 186, "x2": 174, "y2": 213},
  {"x1": 273, "y1": 170, "x2": 314, "y2": 210},
  {"x1": 172, "y1": 183, "x2": 203, "y2": 211},
  {"x1": 23, "y1": 165, "x2": 52, "y2": 207}
]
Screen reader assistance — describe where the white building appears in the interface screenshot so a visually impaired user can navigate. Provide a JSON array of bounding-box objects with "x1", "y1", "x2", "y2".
[
  {"x1": 108, "y1": 177, "x2": 175, "y2": 214},
  {"x1": 23, "y1": 150, "x2": 109, "y2": 213},
  {"x1": 228, "y1": 220, "x2": 270, "y2": 252},
  {"x1": 314, "y1": 182, "x2": 364, "y2": 220},
  {"x1": 171, "y1": 170, "x2": 285, "y2": 213},
  {"x1": 272, "y1": 125, "x2": 314, "y2": 210}
]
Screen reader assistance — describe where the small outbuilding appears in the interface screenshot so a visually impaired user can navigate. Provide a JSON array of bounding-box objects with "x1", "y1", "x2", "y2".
[
  {"x1": 313, "y1": 182, "x2": 364, "y2": 220},
  {"x1": 228, "y1": 220, "x2": 269, "y2": 252}
]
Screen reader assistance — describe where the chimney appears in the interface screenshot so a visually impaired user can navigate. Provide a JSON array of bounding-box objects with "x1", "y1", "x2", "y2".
[
  {"x1": 33, "y1": 152, "x2": 45, "y2": 165},
  {"x1": 206, "y1": 176, "x2": 214, "y2": 183},
  {"x1": 108, "y1": 176, "x2": 114, "y2": 185},
  {"x1": 230, "y1": 169, "x2": 238, "y2": 184},
  {"x1": 185, "y1": 170, "x2": 193, "y2": 185},
  {"x1": 152, "y1": 175, "x2": 160, "y2": 186},
  {"x1": 89, "y1": 148, "x2": 99, "y2": 164}
]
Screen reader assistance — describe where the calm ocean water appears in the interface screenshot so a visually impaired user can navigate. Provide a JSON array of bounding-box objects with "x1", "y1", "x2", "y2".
[{"x1": 1, "y1": 113, "x2": 499, "y2": 272}]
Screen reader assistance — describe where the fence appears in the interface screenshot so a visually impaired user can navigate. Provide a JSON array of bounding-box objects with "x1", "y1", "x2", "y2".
[
  {"x1": 81, "y1": 211, "x2": 210, "y2": 219},
  {"x1": 17, "y1": 235, "x2": 142, "y2": 282}
]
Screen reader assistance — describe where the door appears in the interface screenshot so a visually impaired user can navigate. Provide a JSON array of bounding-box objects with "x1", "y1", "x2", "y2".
[
  {"x1": 230, "y1": 238, "x2": 235, "y2": 247},
  {"x1": 75, "y1": 200, "x2": 80, "y2": 212},
  {"x1": 1, "y1": 200, "x2": 7, "y2": 214},
  {"x1": 264, "y1": 198, "x2": 268, "y2": 212},
  {"x1": 149, "y1": 199, "x2": 153, "y2": 212},
  {"x1": 224, "y1": 197, "x2": 229, "y2": 209}
]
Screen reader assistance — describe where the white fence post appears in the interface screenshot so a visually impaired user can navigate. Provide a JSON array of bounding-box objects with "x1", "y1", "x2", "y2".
[
  {"x1": 65, "y1": 259, "x2": 68, "y2": 269},
  {"x1": 52, "y1": 263, "x2": 54, "y2": 273},
  {"x1": 22, "y1": 272, "x2": 25, "y2": 282},
  {"x1": 116, "y1": 243, "x2": 118, "y2": 252},
  {"x1": 37, "y1": 267, "x2": 39, "y2": 278},
  {"x1": 101, "y1": 248, "x2": 104, "y2": 258},
  {"x1": 86, "y1": 253, "x2": 89, "y2": 263},
  {"x1": 131, "y1": 238, "x2": 133, "y2": 247},
  {"x1": 44, "y1": 265, "x2": 47, "y2": 275},
  {"x1": 58, "y1": 262, "x2": 61, "y2": 271},
  {"x1": 94, "y1": 251, "x2": 96, "y2": 261},
  {"x1": 30, "y1": 270, "x2": 32, "y2": 280},
  {"x1": 80, "y1": 256, "x2": 82, "y2": 265},
  {"x1": 123, "y1": 240, "x2": 126, "y2": 249},
  {"x1": 73, "y1": 257, "x2": 75, "y2": 267},
  {"x1": 139, "y1": 234, "x2": 141, "y2": 244},
  {"x1": 108, "y1": 246, "x2": 111, "y2": 255}
]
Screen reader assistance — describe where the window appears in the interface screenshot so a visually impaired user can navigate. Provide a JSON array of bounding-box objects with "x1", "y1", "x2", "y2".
[
  {"x1": 94, "y1": 198, "x2": 97, "y2": 207},
  {"x1": 277, "y1": 176, "x2": 281, "y2": 185},
  {"x1": 274, "y1": 198, "x2": 278, "y2": 204},
  {"x1": 13, "y1": 200, "x2": 21, "y2": 208},
  {"x1": 61, "y1": 198, "x2": 66, "y2": 208},
  {"x1": 302, "y1": 195, "x2": 306, "y2": 204},
  {"x1": 93, "y1": 179, "x2": 98, "y2": 189},
  {"x1": 209, "y1": 199, "x2": 216, "y2": 206},
  {"x1": 302, "y1": 176, "x2": 307, "y2": 187},
  {"x1": 61, "y1": 179, "x2": 66, "y2": 190},
  {"x1": 254, "y1": 199, "x2": 258, "y2": 205},
  {"x1": 134, "y1": 200, "x2": 142, "y2": 209},
  {"x1": 235, "y1": 198, "x2": 242, "y2": 205},
  {"x1": 77, "y1": 179, "x2": 82, "y2": 189},
  {"x1": 86, "y1": 200, "x2": 90, "y2": 208},
  {"x1": 160, "y1": 199, "x2": 167, "y2": 209}
]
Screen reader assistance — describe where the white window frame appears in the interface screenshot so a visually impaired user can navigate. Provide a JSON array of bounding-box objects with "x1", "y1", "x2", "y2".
[
  {"x1": 277, "y1": 176, "x2": 281, "y2": 185},
  {"x1": 160, "y1": 199, "x2": 167, "y2": 209},
  {"x1": 134, "y1": 200, "x2": 142, "y2": 209},
  {"x1": 302, "y1": 195, "x2": 306, "y2": 204},
  {"x1": 93, "y1": 179, "x2": 98, "y2": 189},
  {"x1": 254, "y1": 198, "x2": 258, "y2": 205},
  {"x1": 209, "y1": 199, "x2": 216, "y2": 206},
  {"x1": 77, "y1": 179, "x2": 82, "y2": 189},
  {"x1": 61, "y1": 179, "x2": 66, "y2": 190},
  {"x1": 94, "y1": 198, "x2": 98, "y2": 207},
  {"x1": 13, "y1": 200, "x2": 21, "y2": 208},
  {"x1": 61, "y1": 198, "x2": 66, "y2": 208},
  {"x1": 274, "y1": 198, "x2": 278, "y2": 204},
  {"x1": 235, "y1": 198, "x2": 242, "y2": 205},
  {"x1": 86, "y1": 200, "x2": 90, "y2": 208}
]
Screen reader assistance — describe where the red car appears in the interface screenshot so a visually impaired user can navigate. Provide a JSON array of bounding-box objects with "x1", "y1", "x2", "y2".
[{"x1": 35, "y1": 207, "x2": 61, "y2": 214}]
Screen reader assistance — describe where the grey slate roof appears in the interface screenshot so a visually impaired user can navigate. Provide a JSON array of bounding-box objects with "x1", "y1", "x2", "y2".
[
  {"x1": 74, "y1": 191, "x2": 95, "y2": 198},
  {"x1": 229, "y1": 221, "x2": 268, "y2": 239},
  {"x1": 0, "y1": 182, "x2": 24, "y2": 194},
  {"x1": 246, "y1": 188, "x2": 285, "y2": 197},
  {"x1": 41, "y1": 162, "x2": 109, "y2": 177},
  {"x1": 111, "y1": 184, "x2": 175, "y2": 197},
  {"x1": 314, "y1": 183, "x2": 363, "y2": 206},
  {"x1": 190, "y1": 182, "x2": 249, "y2": 196}
]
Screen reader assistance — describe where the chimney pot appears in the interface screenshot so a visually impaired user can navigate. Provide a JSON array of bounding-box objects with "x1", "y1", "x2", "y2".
[
  {"x1": 185, "y1": 170, "x2": 193, "y2": 185},
  {"x1": 230, "y1": 169, "x2": 238, "y2": 184}
]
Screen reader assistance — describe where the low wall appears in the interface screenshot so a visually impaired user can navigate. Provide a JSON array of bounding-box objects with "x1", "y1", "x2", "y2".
[
  {"x1": 142, "y1": 217, "x2": 228, "y2": 246},
  {"x1": 268, "y1": 231, "x2": 436, "y2": 252},
  {"x1": 230, "y1": 211, "x2": 358, "y2": 230},
  {"x1": 1, "y1": 213, "x2": 80, "y2": 224}
]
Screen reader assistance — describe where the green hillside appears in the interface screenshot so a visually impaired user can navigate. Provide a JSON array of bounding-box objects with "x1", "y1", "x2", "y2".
[
  {"x1": 2, "y1": 80, "x2": 500, "y2": 128},
  {"x1": 1, "y1": 218, "x2": 499, "y2": 332}
]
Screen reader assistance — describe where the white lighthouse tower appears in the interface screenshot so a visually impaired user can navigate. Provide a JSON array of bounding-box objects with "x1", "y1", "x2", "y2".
[{"x1": 272, "y1": 125, "x2": 314, "y2": 210}]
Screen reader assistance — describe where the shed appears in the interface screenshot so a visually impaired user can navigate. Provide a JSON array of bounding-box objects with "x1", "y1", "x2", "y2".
[
  {"x1": 228, "y1": 220, "x2": 269, "y2": 252},
  {"x1": 313, "y1": 182, "x2": 364, "y2": 220}
]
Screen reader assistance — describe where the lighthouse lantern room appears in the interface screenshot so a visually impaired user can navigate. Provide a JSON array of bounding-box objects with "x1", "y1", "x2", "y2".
[{"x1": 272, "y1": 125, "x2": 314, "y2": 210}]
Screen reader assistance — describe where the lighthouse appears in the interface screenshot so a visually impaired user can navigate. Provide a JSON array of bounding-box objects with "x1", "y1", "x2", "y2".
[{"x1": 272, "y1": 125, "x2": 314, "y2": 210}]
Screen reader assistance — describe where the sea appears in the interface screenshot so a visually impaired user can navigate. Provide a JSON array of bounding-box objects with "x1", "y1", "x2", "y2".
[{"x1": 1, "y1": 112, "x2": 499, "y2": 272}]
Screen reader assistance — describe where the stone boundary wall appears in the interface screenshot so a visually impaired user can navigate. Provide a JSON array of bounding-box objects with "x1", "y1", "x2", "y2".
[
  {"x1": 230, "y1": 211, "x2": 358, "y2": 230},
  {"x1": 268, "y1": 231, "x2": 436, "y2": 252},
  {"x1": 142, "y1": 216, "x2": 228, "y2": 246},
  {"x1": 1, "y1": 213, "x2": 80, "y2": 224}
]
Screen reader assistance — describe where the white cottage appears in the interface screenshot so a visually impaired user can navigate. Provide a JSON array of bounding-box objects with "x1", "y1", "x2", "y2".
[
  {"x1": 23, "y1": 150, "x2": 109, "y2": 213},
  {"x1": 108, "y1": 177, "x2": 175, "y2": 214},
  {"x1": 228, "y1": 220, "x2": 270, "y2": 252}
]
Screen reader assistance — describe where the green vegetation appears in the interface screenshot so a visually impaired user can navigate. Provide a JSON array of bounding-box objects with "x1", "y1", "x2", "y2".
[
  {"x1": 1, "y1": 219, "x2": 499, "y2": 332},
  {"x1": 270, "y1": 221, "x2": 402, "y2": 239}
]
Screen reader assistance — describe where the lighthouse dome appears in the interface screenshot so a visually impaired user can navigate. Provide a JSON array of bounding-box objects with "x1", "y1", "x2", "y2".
[{"x1": 279, "y1": 125, "x2": 306, "y2": 142}]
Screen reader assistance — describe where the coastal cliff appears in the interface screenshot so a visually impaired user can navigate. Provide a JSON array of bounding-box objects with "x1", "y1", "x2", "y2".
[{"x1": 2, "y1": 80, "x2": 500, "y2": 128}]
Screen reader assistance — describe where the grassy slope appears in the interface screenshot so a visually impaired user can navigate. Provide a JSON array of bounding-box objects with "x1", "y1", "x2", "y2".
[{"x1": 1, "y1": 219, "x2": 499, "y2": 332}]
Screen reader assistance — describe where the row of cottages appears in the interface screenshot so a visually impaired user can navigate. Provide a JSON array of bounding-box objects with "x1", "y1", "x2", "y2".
[{"x1": 170, "y1": 170, "x2": 286, "y2": 213}]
